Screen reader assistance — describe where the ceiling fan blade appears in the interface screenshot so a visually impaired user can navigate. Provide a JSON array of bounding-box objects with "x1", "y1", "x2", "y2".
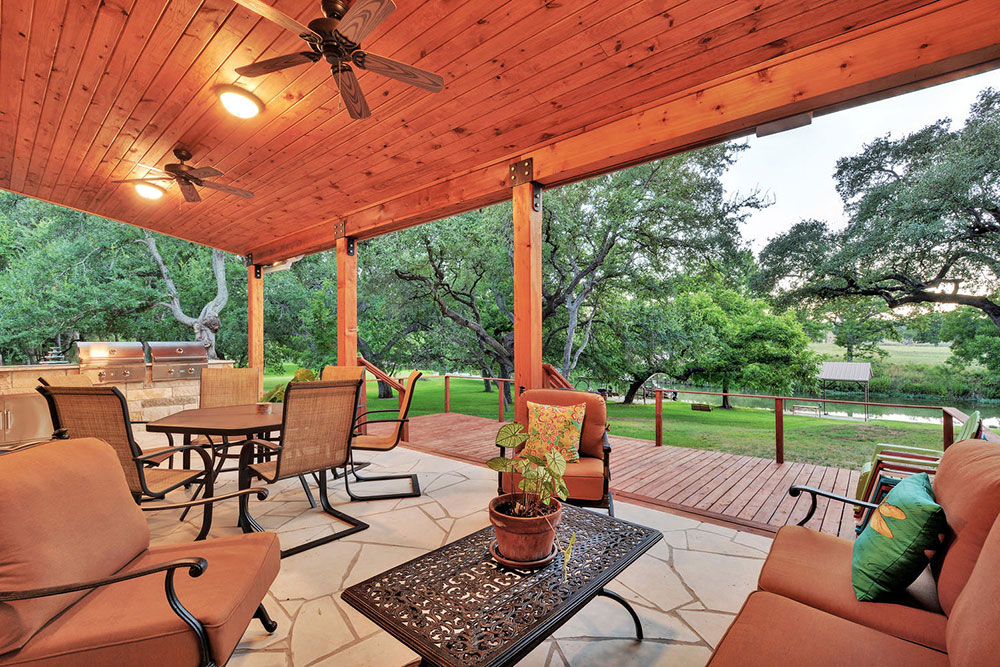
[
  {"x1": 178, "y1": 180, "x2": 201, "y2": 203},
  {"x1": 230, "y1": 0, "x2": 322, "y2": 43},
  {"x1": 336, "y1": 0, "x2": 395, "y2": 45},
  {"x1": 200, "y1": 180, "x2": 255, "y2": 198},
  {"x1": 112, "y1": 177, "x2": 173, "y2": 183},
  {"x1": 186, "y1": 166, "x2": 224, "y2": 179},
  {"x1": 353, "y1": 51, "x2": 444, "y2": 92},
  {"x1": 335, "y1": 65, "x2": 370, "y2": 119},
  {"x1": 235, "y1": 51, "x2": 320, "y2": 77}
]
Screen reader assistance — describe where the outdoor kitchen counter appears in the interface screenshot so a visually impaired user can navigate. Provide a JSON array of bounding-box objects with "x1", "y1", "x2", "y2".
[{"x1": 0, "y1": 359, "x2": 235, "y2": 422}]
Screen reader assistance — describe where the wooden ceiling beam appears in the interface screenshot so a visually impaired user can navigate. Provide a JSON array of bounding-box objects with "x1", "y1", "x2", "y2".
[{"x1": 249, "y1": 0, "x2": 1000, "y2": 264}]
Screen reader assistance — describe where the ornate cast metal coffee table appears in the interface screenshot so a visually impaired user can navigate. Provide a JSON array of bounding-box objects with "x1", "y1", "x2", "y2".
[{"x1": 341, "y1": 504, "x2": 662, "y2": 667}]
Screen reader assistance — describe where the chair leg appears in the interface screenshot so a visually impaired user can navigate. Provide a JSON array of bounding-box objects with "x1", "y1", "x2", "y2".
[
  {"x1": 344, "y1": 461, "x2": 421, "y2": 501},
  {"x1": 607, "y1": 491, "x2": 615, "y2": 518},
  {"x1": 278, "y1": 469, "x2": 369, "y2": 558},
  {"x1": 254, "y1": 603, "x2": 278, "y2": 633},
  {"x1": 298, "y1": 474, "x2": 318, "y2": 508},
  {"x1": 194, "y1": 472, "x2": 215, "y2": 541}
]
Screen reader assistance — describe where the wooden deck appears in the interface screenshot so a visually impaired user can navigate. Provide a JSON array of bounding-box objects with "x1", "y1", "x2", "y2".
[{"x1": 376, "y1": 412, "x2": 860, "y2": 538}]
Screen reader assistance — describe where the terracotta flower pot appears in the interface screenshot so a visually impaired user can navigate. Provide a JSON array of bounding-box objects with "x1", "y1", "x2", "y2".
[{"x1": 489, "y1": 493, "x2": 563, "y2": 564}]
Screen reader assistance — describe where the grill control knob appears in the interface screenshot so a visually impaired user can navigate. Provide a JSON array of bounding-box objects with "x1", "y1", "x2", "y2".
[
  {"x1": 168, "y1": 368, "x2": 175, "y2": 375},
  {"x1": 188, "y1": 367, "x2": 195, "y2": 374}
]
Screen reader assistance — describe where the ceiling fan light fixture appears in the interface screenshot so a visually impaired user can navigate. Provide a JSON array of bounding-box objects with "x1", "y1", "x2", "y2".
[
  {"x1": 134, "y1": 182, "x2": 166, "y2": 200},
  {"x1": 217, "y1": 85, "x2": 264, "y2": 118}
]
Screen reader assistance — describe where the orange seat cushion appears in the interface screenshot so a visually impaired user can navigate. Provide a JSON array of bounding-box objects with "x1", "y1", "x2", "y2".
[
  {"x1": 758, "y1": 525, "x2": 947, "y2": 651},
  {"x1": 501, "y1": 454, "x2": 605, "y2": 501},
  {"x1": 0, "y1": 439, "x2": 149, "y2": 655},
  {"x1": 708, "y1": 592, "x2": 948, "y2": 667},
  {"x1": 4, "y1": 532, "x2": 280, "y2": 667},
  {"x1": 931, "y1": 439, "x2": 1000, "y2": 615}
]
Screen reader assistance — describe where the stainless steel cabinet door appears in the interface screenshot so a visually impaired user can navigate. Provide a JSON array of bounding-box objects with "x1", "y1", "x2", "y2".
[{"x1": 3, "y1": 393, "x2": 53, "y2": 443}]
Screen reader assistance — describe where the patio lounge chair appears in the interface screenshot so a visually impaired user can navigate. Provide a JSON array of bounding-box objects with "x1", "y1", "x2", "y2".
[
  {"x1": 36, "y1": 384, "x2": 218, "y2": 539},
  {"x1": 345, "y1": 369, "x2": 422, "y2": 501},
  {"x1": 709, "y1": 438, "x2": 1000, "y2": 664},
  {"x1": 0, "y1": 437, "x2": 279, "y2": 667},
  {"x1": 237, "y1": 379, "x2": 369, "y2": 558},
  {"x1": 499, "y1": 388, "x2": 613, "y2": 516}
]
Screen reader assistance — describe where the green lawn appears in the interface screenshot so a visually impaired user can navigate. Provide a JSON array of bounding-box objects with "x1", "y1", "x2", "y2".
[
  {"x1": 264, "y1": 372, "x2": 941, "y2": 469},
  {"x1": 809, "y1": 342, "x2": 955, "y2": 365}
]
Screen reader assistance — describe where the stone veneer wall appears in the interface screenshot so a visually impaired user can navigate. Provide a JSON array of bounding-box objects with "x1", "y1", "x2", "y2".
[{"x1": 0, "y1": 359, "x2": 235, "y2": 423}]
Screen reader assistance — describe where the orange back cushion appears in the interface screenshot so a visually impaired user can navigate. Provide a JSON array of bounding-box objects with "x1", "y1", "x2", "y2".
[
  {"x1": 516, "y1": 389, "x2": 607, "y2": 459},
  {"x1": 946, "y1": 514, "x2": 1000, "y2": 665},
  {"x1": 932, "y1": 439, "x2": 1000, "y2": 615},
  {"x1": 0, "y1": 438, "x2": 149, "y2": 654}
]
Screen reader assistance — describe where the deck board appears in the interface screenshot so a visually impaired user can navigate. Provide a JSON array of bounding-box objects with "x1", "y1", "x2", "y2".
[{"x1": 382, "y1": 412, "x2": 858, "y2": 538}]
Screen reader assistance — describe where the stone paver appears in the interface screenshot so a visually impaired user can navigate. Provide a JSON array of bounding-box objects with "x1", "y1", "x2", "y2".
[{"x1": 140, "y1": 444, "x2": 770, "y2": 666}]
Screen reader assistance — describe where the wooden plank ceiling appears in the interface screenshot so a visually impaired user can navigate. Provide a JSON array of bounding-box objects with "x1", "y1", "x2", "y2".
[{"x1": 1, "y1": 0, "x2": 999, "y2": 263}]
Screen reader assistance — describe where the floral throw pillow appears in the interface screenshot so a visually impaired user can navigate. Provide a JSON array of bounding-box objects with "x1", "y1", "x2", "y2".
[{"x1": 521, "y1": 401, "x2": 586, "y2": 463}]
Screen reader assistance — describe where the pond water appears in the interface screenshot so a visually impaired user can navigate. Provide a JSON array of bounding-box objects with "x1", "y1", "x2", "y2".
[{"x1": 656, "y1": 387, "x2": 1000, "y2": 430}]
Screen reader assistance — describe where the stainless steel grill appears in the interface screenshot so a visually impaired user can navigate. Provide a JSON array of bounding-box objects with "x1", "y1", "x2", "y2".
[
  {"x1": 76, "y1": 341, "x2": 146, "y2": 383},
  {"x1": 148, "y1": 341, "x2": 208, "y2": 382}
]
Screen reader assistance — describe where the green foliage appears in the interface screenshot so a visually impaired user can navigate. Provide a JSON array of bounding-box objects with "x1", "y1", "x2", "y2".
[
  {"x1": 487, "y1": 424, "x2": 570, "y2": 516},
  {"x1": 756, "y1": 88, "x2": 1000, "y2": 331},
  {"x1": 261, "y1": 367, "x2": 317, "y2": 402},
  {"x1": 943, "y1": 306, "x2": 1000, "y2": 395}
]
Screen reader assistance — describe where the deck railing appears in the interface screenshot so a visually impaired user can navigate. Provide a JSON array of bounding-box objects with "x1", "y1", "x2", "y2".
[{"x1": 653, "y1": 389, "x2": 998, "y2": 463}]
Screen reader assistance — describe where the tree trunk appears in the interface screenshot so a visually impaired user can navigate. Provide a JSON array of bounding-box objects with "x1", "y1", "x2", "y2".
[
  {"x1": 482, "y1": 368, "x2": 493, "y2": 393},
  {"x1": 845, "y1": 343, "x2": 855, "y2": 361},
  {"x1": 377, "y1": 379, "x2": 394, "y2": 399},
  {"x1": 721, "y1": 376, "x2": 733, "y2": 409},
  {"x1": 143, "y1": 231, "x2": 229, "y2": 359},
  {"x1": 622, "y1": 376, "x2": 649, "y2": 405}
]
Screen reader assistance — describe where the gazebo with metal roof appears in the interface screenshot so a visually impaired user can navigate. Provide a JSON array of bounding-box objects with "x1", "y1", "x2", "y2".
[{"x1": 818, "y1": 361, "x2": 873, "y2": 419}]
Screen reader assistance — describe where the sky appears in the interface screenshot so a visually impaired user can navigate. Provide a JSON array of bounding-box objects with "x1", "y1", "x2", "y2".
[{"x1": 722, "y1": 68, "x2": 1000, "y2": 252}]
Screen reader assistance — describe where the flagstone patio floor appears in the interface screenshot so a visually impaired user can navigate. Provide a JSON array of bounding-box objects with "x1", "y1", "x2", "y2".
[{"x1": 143, "y1": 444, "x2": 772, "y2": 667}]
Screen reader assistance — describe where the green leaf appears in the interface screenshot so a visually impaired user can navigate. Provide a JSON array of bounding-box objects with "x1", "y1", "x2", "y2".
[
  {"x1": 495, "y1": 422, "x2": 529, "y2": 448},
  {"x1": 523, "y1": 453, "x2": 546, "y2": 467},
  {"x1": 486, "y1": 456, "x2": 516, "y2": 473}
]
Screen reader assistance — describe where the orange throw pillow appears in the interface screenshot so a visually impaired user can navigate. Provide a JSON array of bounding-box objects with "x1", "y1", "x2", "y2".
[{"x1": 522, "y1": 401, "x2": 586, "y2": 463}]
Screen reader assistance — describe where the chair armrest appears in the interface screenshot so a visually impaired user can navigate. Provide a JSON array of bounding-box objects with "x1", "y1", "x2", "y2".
[
  {"x1": 244, "y1": 438, "x2": 281, "y2": 452},
  {"x1": 0, "y1": 558, "x2": 206, "y2": 602},
  {"x1": 135, "y1": 443, "x2": 211, "y2": 464},
  {"x1": 789, "y1": 485, "x2": 878, "y2": 526},
  {"x1": 142, "y1": 487, "x2": 269, "y2": 512},
  {"x1": 0, "y1": 558, "x2": 217, "y2": 666},
  {"x1": 356, "y1": 409, "x2": 400, "y2": 420},
  {"x1": 602, "y1": 430, "x2": 611, "y2": 454},
  {"x1": 355, "y1": 418, "x2": 408, "y2": 427}
]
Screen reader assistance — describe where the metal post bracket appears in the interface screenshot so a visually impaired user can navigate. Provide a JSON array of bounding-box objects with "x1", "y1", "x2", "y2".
[{"x1": 509, "y1": 158, "x2": 533, "y2": 187}]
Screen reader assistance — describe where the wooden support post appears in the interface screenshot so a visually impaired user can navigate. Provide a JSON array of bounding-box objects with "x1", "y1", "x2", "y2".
[
  {"x1": 775, "y1": 398, "x2": 785, "y2": 464},
  {"x1": 336, "y1": 237, "x2": 358, "y2": 367},
  {"x1": 247, "y1": 265, "x2": 264, "y2": 397},
  {"x1": 498, "y1": 381, "x2": 505, "y2": 422},
  {"x1": 512, "y1": 180, "x2": 543, "y2": 394},
  {"x1": 655, "y1": 390, "x2": 663, "y2": 447},
  {"x1": 444, "y1": 376, "x2": 451, "y2": 413},
  {"x1": 943, "y1": 409, "x2": 954, "y2": 450}
]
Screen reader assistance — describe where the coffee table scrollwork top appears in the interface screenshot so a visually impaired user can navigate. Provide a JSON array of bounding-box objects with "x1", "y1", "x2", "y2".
[{"x1": 342, "y1": 504, "x2": 662, "y2": 667}]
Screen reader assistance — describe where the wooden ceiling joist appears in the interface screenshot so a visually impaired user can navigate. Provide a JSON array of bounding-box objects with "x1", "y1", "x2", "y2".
[
  {"x1": 249, "y1": 0, "x2": 1000, "y2": 263},
  {"x1": 1, "y1": 0, "x2": 998, "y2": 265}
]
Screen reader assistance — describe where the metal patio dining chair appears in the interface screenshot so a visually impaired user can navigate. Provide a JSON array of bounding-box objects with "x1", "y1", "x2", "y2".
[
  {"x1": 344, "y1": 369, "x2": 423, "y2": 501},
  {"x1": 36, "y1": 384, "x2": 218, "y2": 539},
  {"x1": 237, "y1": 379, "x2": 369, "y2": 558}
]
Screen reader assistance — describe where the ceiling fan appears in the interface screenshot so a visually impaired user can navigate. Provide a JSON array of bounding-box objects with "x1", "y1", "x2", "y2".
[
  {"x1": 231, "y1": 0, "x2": 444, "y2": 119},
  {"x1": 113, "y1": 148, "x2": 254, "y2": 202}
]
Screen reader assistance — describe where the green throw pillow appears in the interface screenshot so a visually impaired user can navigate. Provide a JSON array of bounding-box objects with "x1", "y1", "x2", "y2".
[{"x1": 852, "y1": 473, "x2": 946, "y2": 602}]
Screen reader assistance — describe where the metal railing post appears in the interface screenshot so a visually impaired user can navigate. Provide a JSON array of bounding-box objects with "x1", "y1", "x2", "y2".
[
  {"x1": 775, "y1": 398, "x2": 784, "y2": 464},
  {"x1": 498, "y1": 380, "x2": 505, "y2": 422},
  {"x1": 655, "y1": 389, "x2": 663, "y2": 447},
  {"x1": 444, "y1": 375, "x2": 451, "y2": 413}
]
